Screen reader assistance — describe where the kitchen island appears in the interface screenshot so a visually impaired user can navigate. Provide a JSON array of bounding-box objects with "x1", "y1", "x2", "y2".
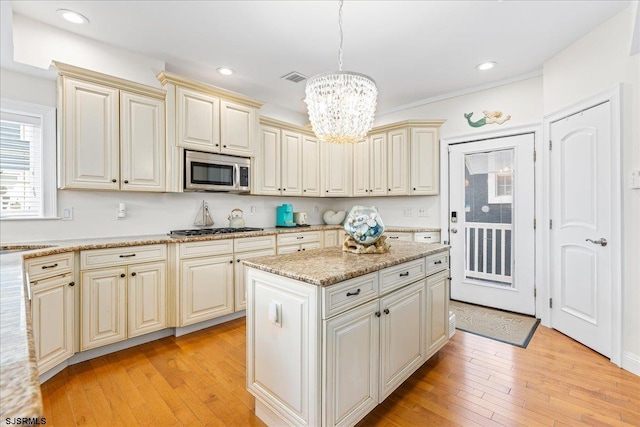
[{"x1": 244, "y1": 241, "x2": 450, "y2": 427}]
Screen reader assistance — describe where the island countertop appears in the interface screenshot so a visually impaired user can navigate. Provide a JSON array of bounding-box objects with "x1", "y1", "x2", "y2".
[{"x1": 243, "y1": 241, "x2": 449, "y2": 287}]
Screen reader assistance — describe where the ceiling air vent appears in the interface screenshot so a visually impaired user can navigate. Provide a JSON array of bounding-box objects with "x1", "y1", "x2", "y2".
[{"x1": 281, "y1": 71, "x2": 307, "y2": 83}]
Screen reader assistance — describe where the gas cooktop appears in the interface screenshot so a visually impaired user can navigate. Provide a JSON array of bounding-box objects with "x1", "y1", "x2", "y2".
[{"x1": 168, "y1": 227, "x2": 264, "y2": 237}]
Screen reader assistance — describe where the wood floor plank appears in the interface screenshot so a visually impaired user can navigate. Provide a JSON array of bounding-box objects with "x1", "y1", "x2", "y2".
[{"x1": 38, "y1": 320, "x2": 640, "y2": 427}]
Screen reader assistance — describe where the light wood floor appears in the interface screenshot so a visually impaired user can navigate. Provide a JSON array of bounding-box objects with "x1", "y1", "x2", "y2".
[{"x1": 40, "y1": 318, "x2": 640, "y2": 427}]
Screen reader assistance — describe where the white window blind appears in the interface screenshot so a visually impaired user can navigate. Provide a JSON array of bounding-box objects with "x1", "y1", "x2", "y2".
[{"x1": 0, "y1": 99, "x2": 56, "y2": 219}]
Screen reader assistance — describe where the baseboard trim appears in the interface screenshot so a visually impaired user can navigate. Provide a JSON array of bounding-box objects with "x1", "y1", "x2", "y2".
[
  {"x1": 622, "y1": 351, "x2": 640, "y2": 376},
  {"x1": 175, "y1": 311, "x2": 246, "y2": 337}
]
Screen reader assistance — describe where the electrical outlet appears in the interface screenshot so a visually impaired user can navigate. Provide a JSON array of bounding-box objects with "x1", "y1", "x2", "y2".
[
  {"x1": 62, "y1": 207, "x2": 73, "y2": 220},
  {"x1": 403, "y1": 208, "x2": 413, "y2": 217},
  {"x1": 417, "y1": 208, "x2": 429, "y2": 217},
  {"x1": 313, "y1": 205, "x2": 319, "y2": 214},
  {"x1": 250, "y1": 206, "x2": 257, "y2": 215}
]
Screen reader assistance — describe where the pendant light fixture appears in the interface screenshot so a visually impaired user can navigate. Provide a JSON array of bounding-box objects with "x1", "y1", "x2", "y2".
[{"x1": 305, "y1": 0, "x2": 378, "y2": 144}]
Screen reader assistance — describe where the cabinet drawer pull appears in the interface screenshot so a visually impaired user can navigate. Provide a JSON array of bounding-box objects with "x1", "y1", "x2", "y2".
[
  {"x1": 346, "y1": 289, "x2": 361, "y2": 297},
  {"x1": 68, "y1": 281, "x2": 75, "y2": 287},
  {"x1": 399, "y1": 272, "x2": 409, "y2": 277},
  {"x1": 434, "y1": 260, "x2": 442, "y2": 265},
  {"x1": 120, "y1": 273, "x2": 126, "y2": 278},
  {"x1": 131, "y1": 272, "x2": 137, "y2": 277},
  {"x1": 296, "y1": 236, "x2": 304, "y2": 239},
  {"x1": 423, "y1": 236, "x2": 432, "y2": 239},
  {"x1": 375, "y1": 311, "x2": 381, "y2": 317},
  {"x1": 389, "y1": 236, "x2": 399, "y2": 240},
  {"x1": 384, "y1": 308, "x2": 390, "y2": 315},
  {"x1": 42, "y1": 263, "x2": 59, "y2": 269},
  {"x1": 119, "y1": 254, "x2": 136, "y2": 258}
]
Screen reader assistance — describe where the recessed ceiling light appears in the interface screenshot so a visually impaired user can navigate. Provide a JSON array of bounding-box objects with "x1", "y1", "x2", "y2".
[
  {"x1": 476, "y1": 61, "x2": 497, "y2": 71},
  {"x1": 56, "y1": 9, "x2": 90, "y2": 24},
  {"x1": 217, "y1": 67, "x2": 235, "y2": 76}
]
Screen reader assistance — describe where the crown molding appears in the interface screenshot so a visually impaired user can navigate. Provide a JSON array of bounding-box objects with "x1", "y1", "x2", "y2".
[
  {"x1": 259, "y1": 116, "x2": 315, "y2": 135},
  {"x1": 370, "y1": 119, "x2": 446, "y2": 134}
]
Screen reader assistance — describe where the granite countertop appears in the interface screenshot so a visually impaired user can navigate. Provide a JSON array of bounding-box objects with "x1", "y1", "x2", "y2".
[
  {"x1": 244, "y1": 241, "x2": 449, "y2": 287},
  {"x1": 0, "y1": 224, "x2": 441, "y2": 417}
]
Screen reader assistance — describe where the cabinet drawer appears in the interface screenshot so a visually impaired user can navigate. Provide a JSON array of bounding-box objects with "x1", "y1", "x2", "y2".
[
  {"x1": 277, "y1": 231, "x2": 322, "y2": 246},
  {"x1": 414, "y1": 232, "x2": 441, "y2": 243},
  {"x1": 234, "y1": 235, "x2": 276, "y2": 253},
  {"x1": 81, "y1": 244, "x2": 167, "y2": 269},
  {"x1": 322, "y1": 273, "x2": 378, "y2": 319},
  {"x1": 384, "y1": 232, "x2": 414, "y2": 242},
  {"x1": 379, "y1": 258, "x2": 426, "y2": 295},
  {"x1": 26, "y1": 252, "x2": 74, "y2": 282},
  {"x1": 426, "y1": 252, "x2": 449, "y2": 275},
  {"x1": 179, "y1": 239, "x2": 233, "y2": 259}
]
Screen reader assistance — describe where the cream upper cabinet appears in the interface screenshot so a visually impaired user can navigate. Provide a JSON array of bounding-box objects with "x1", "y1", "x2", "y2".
[
  {"x1": 56, "y1": 63, "x2": 166, "y2": 192},
  {"x1": 353, "y1": 134, "x2": 387, "y2": 197},
  {"x1": 220, "y1": 100, "x2": 256, "y2": 156},
  {"x1": 256, "y1": 125, "x2": 281, "y2": 195},
  {"x1": 322, "y1": 141, "x2": 353, "y2": 197},
  {"x1": 120, "y1": 91, "x2": 165, "y2": 192},
  {"x1": 61, "y1": 77, "x2": 120, "y2": 190},
  {"x1": 302, "y1": 134, "x2": 321, "y2": 197},
  {"x1": 387, "y1": 128, "x2": 410, "y2": 196},
  {"x1": 280, "y1": 130, "x2": 303, "y2": 196},
  {"x1": 411, "y1": 127, "x2": 440, "y2": 195},
  {"x1": 353, "y1": 139, "x2": 370, "y2": 197},
  {"x1": 176, "y1": 86, "x2": 220, "y2": 151}
]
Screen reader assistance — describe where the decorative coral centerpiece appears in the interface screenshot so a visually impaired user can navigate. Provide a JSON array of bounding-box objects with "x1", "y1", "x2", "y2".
[{"x1": 343, "y1": 206, "x2": 389, "y2": 254}]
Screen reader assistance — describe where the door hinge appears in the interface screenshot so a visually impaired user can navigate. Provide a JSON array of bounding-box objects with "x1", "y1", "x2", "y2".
[
  {"x1": 549, "y1": 140, "x2": 553, "y2": 150},
  {"x1": 549, "y1": 219, "x2": 553, "y2": 229},
  {"x1": 549, "y1": 298, "x2": 553, "y2": 308},
  {"x1": 533, "y1": 150, "x2": 537, "y2": 162},
  {"x1": 534, "y1": 288, "x2": 537, "y2": 297},
  {"x1": 533, "y1": 218, "x2": 536, "y2": 229}
]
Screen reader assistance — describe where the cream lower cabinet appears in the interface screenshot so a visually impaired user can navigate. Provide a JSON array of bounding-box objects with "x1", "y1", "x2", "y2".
[
  {"x1": 234, "y1": 235, "x2": 277, "y2": 312},
  {"x1": 426, "y1": 269, "x2": 450, "y2": 356},
  {"x1": 80, "y1": 244, "x2": 167, "y2": 350},
  {"x1": 277, "y1": 230, "x2": 323, "y2": 254},
  {"x1": 31, "y1": 273, "x2": 75, "y2": 374},
  {"x1": 323, "y1": 230, "x2": 341, "y2": 248},
  {"x1": 178, "y1": 240, "x2": 235, "y2": 326},
  {"x1": 384, "y1": 232, "x2": 414, "y2": 242}
]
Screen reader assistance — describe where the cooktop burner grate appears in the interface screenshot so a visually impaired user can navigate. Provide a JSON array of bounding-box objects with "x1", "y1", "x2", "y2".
[{"x1": 168, "y1": 227, "x2": 264, "y2": 237}]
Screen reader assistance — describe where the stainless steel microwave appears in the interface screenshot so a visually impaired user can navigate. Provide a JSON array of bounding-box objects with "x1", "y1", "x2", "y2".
[{"x1": 184, "y1": 150, "x2": 251, "y2": 193}]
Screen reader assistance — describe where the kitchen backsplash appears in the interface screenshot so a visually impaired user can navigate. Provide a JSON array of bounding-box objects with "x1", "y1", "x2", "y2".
[{"x1": 0, "y1": 190, "x2": 440, "y2": 243}]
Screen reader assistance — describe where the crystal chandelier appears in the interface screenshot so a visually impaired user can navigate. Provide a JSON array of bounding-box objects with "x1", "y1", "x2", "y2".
[{"x1": 305, "y1": 0, "x2": 378, "y2": 144}]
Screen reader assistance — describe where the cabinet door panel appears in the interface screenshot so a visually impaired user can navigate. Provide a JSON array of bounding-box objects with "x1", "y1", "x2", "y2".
[
  {"x1": 379, "y1": 280, "x2": 426, "y2": 400},
  {"x1": 387, "y1": 129, "x2": 409, "y2": 195},
  {"x1": 324, "y1": 299, "x2": 379, "y2": 427},
  {"x1": 323, "y1": 142, "x2": 352, "y2": 197},
  {"x1": 353, "y1": 139, "x2": 370, "y2": 197},
  {"x1": 31, "y1": 274, "x2": 74, "y2": 374},
  {"x1": 234, "y1": 248, "x2": 276, "y2": 311},
  {"x1": 427, "y1": 271, "x2": 450, "y2": 356},
  {"x1": 369, "y1": 133, "x2": 388, "y2": 196},
  {"x1": 411, "y1": 128, "x2": 439, "y2": 195},
  {"x1": 128, "y1": 262, "x2": 167, "y2": 337},
  {"x1": 180, "y1": 256, "x2": 234, "y2": 326},
  {"x1": 221, "y1": 100, "x2": 255, "y2": 156},
  {"x1": 257, "y1": 125, "x2": 281, "y2": 195},
  {"x1": 302, "y1": 135, "x2": 321, "y2": 197},
  {"x1": 177, "y1": 87, "x2": 220, "y2": 151},
  {"x1": 62, "y1": 78, "x2": 119, "y2": 189},
  {"x1": 81, "y1": 267, "x2": 127, "y2": 350},
  {"x1": 281, "y1": 130, "x2": 303, "y2": 196},
  {"x1": 120, "y1": 92, "x2": 165, "y2": 192}
]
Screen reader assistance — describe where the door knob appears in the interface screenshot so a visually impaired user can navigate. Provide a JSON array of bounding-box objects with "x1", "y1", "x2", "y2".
[
  {"x1": 586, "y1": 238, "x2": 607, "y2": 247},
  {"x1": 451, "y1": 228, "x2": 458, "y2": 234}
]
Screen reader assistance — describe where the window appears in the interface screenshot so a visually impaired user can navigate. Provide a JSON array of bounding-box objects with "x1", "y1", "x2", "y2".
[{"x1": 0, "y1": 99, "x2": 56, "y2": 219}]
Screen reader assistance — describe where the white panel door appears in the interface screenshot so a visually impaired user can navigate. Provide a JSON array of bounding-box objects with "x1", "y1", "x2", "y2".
[
  {"x1": 411, "y1": 127, "x2": 439, "y2": 195},
  {"x1": 369, "y1": 133, "x2": 388, "y2": 196},
  {"x1": 324, "y1": 300, "x2": 379, "y2": 427},
  {"x1": 352, "y1": 138, "x2": 370, "y2": 197},
  {"x1": 387, "y1": 129, "x2": 409, "y2": 195},
  {"x1": 281, "y1": 130, "x2": 303, "y2": 196},
  {"x1": 323, "y1": 142, "x2": 352, "y2": 197},
  {"x1": 127, "y1": 261, "x2": 167, "y2": 338},
  {"x1": 176, "y1": 86, "x2": 220, "y2": 151},
  {"x1": 550, "y1": 102, "x2": 611, "y2": 357},
  {"x1": 257, "y1": 125, "x2": 281, "y2": 195},
  {"x1": 426, "y1": 270, "x2": 450, "y2": 356},
  {"x1": 63, "y1": 78, "x2": 119, "y2": 190},
  {"x1": 120, "y1": 92, "x2": 165, "y2": 192},
  {"x1": 449, "y1": 133, "x2": 535, "y2": 315},
  {"x1": 220, "y1": 100, "x2": 255, "y2": 156},
  {"x1": 302, "y1": 135, "x2": 321, "y2": 197}
]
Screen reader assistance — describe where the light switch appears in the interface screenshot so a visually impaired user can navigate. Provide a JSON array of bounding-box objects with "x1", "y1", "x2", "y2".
[{"x1": 630, "y1": 170, "x2": 640, "y2": 189}]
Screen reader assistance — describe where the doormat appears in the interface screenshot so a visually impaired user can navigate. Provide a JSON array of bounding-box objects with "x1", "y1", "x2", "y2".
[{"x1": 450, "y1": 300, "x2": 540, "y2": 348}]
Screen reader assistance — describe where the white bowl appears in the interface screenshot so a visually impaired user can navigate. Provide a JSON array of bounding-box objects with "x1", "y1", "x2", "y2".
[{"x1": 323, "y1": 210, "x2": 346, "y2": 225}]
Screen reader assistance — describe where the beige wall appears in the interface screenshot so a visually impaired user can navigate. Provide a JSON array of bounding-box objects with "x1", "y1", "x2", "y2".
[{"x1": 543, "y1": 5, "x2": 639, "y2": 373}]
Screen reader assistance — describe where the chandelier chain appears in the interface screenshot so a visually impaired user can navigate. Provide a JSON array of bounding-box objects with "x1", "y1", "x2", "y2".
[{"x1": 338, "y1": 0, "x2": 344, "y2": 71}]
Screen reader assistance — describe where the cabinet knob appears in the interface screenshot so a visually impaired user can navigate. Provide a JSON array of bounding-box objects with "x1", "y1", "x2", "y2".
[
  {"x1": 388, "y1": 188, "x2": 391, "y2": 191},
  {"x1": 302, "y1": 248, "x2": 306, "y2": 251},
  {"x1": 68, "y1": 281, "x2": 75, "y2": 287},
  {"x1": 297, "y1": 249, "x2": 301, "y2": 252},
  {"x1": 237, "y1": 259, "x2": 241, "y2": 263},
  {"x1": 413, "y1": 187, "x2": 416, "y2": 191},
  {"x1": 304, "y1": 189, "x2": 307, "y2": 192},
  {"x1": 223, "y1": 145, "x2": 227, "y2": 148},
  {"x1": 375, "y1": 311, "x2": 381, "y2": 317},
  {"x1": 124, "y1": 180, "x2": 129, "y2": 184},
  {"x1": 120, "y1": 273, "x2": 126, "y2": 278},
  {"x1": 326, "y1": 190, "x2": 329, "y2": 193},
  {"x1": 215, "y1": 144, "x2": 219, "y2": 147},
  {"x1": 131, "y1": 272, "x2": 137, "y2": 277},
  {"x1": 112, "y1": 179, "x2": 117, "y2": 183},
  {"x1": 383, "y1": 308, "x2": 390, "y2": 315},
  {"x1": 283, "y1": 188, "x2": 286, "y2": 191},
  {"x1": 229, "y1": 260, "x2": 233, "y2": 264}
]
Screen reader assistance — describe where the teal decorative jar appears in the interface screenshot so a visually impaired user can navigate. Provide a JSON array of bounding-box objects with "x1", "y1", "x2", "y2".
[{"x1": 344, "y1": 206, "x2": 385, "y2": 246}]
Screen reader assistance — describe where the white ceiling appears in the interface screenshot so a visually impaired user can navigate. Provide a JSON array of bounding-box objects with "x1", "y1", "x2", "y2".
[{"x1": 6, "y1": 1, "x2": 633, "y2": 117}]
